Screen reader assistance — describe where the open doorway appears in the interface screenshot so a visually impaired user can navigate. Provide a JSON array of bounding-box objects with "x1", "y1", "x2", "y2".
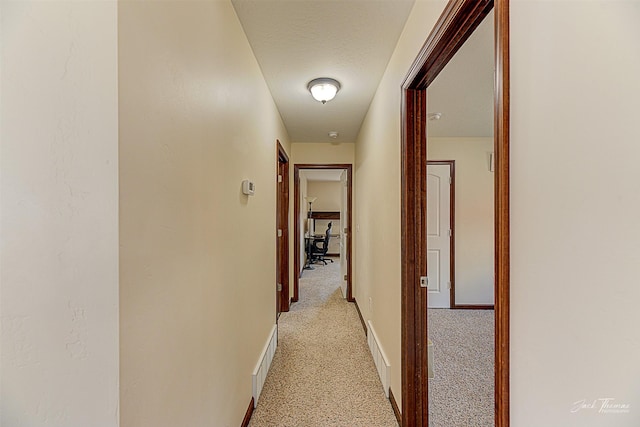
[
  {"x1": 293, "y1": 164, "x2": 353, "y2": 304},
  {"x1": 425, "y1": 9, "x2": 496, "y2": 424},
  {"x1": 426, "y1": 6, "x2": 496, "y2": 311},
  {"x1": 400, "y1": 1, "x2": 510, "y2": 426}
]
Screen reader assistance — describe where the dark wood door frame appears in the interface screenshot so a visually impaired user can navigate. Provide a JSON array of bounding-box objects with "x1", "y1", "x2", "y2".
[
  {"x1": 276, "y1": 141, "x2": 290, "y2": 314},
  {"x1": 400, "y1": 1, "x2": 509, "y2": 426},
  {"x1": 293, "y1": 164, "x2": 353, "y2": 303}
]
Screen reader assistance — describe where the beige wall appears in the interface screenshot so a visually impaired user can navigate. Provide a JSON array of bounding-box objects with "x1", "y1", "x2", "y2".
[
  {"x1": 118, "y1": 2, "x2": 290, "y2": 426},
  {"x1": 1, "y1": 2, "x2": 120, "y2": 426},
  {"x1": 510, "y1": 1, "x2": 640, "y2": 426},
  {"x1": 354, "y1": 0, "x2": 447, "y2": 406},
  {"x1": 428, "y1": 138, "x2": 494, "y2": 305},
  {"x1": 307, "y1": 181, "x2": 342, "y2": 211},
  {"x1": 291, "y1": 142, "x2": 355, "y2": 164}
]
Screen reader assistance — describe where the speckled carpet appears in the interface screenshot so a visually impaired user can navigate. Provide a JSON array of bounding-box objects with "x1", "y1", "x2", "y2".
[
  {"x1": 248, "y1": 260, "x2": 399, "y2": 427},
  {"x1": 428, "y1": 308, "x2": 494, "y2": 427},
  {"x1": 248, "y1": 259, "x2": 493, "y2": 427}
]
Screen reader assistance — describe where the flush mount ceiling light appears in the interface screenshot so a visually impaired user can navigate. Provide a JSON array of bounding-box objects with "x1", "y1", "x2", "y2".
[{"x1": 308, "y1": 78, "x2": 341, "y2": 104}]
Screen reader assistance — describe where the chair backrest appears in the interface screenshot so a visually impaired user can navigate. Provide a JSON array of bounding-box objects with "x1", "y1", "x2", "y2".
[{"x1": 323, "y1": 222, "x2": 332, "y2": 249}]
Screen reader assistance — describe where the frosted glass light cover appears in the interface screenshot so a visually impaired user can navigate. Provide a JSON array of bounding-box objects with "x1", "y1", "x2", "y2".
[{"x1": 308, "y1": 78, "x2": 341, "y2": 104}]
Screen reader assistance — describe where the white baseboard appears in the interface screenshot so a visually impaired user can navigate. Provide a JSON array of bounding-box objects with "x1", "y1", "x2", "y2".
[
  {"x1": 252, "y1": 324, "x2": 277, "y2": 407},
  {"x1": 367, "y1": 320, "x2": 390, "y2": 397}
]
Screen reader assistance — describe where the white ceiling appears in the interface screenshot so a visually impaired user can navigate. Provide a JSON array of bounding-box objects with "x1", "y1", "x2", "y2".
[
  {"x1": 427, "y1": 10, "x2": 494, "y2": 138},
  {"x1": 232, "y1": 1, "x2": 494, "y2": 144},
  {"x1": 232, "y1": 0, "x2": 415, "y2": 143}
]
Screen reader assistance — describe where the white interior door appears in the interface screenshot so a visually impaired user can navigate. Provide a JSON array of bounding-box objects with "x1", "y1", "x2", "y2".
[
  {"x1": 427, "y1": 164, "x2": 451, "y2": 308},
  {"x1": 339, "y1": 170, "x2": 348, "y2": 298}
]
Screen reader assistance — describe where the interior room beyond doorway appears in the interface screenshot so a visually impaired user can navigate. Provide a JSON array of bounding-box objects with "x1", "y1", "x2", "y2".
[{"x1": 293, "y1": 164, "x2": 353, "y2": 303}]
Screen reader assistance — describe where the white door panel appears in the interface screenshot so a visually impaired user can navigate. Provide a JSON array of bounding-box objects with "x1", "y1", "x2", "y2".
[
  {"x1": 427, "y1": 164, "x2": 451, "y2": 308},
  {"x1": 427, "y1": 177, "x2": 441, "y2": 236},
  {"x1": 427, "y1": 249, "x2": 441, "y2": 292}
]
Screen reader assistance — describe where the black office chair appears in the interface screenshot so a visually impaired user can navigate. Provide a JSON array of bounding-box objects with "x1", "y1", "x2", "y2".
[{"x1": 312, "y1": 222, "x2": 334, "y2": 265}]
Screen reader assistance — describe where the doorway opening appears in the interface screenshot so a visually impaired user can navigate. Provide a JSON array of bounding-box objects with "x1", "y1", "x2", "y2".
[
  {"x1": 293, "y1": 164, "x2": 353, "y2": 303},
  {"x1": 400, "y1": 1, "x2": 510, "y2": 426}
]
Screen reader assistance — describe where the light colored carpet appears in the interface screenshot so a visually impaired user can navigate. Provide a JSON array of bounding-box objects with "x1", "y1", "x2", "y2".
[
  {"x1": 249, "y1": 260, "x2": 399, "y2": 427},
  {"x1": 428, "y1": 308, "x2": 494, "y2": 427}
]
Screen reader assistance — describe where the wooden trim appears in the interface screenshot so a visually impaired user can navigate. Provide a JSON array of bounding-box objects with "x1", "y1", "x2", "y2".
[
  {"x1": 293, "y1": 165, "x2": 300, "y2": 302},
  {"x1": 276, "y1": 141, "x2": 290, "y2": 313},
  {"x1": 295, "y1": 163, "x2": 352, "y2": 170},
  {"x1": 401, "y1": 1, "x2": 510, "y2": 426},
  {"x1": 401, "y1": 87, "x2": 428, "y2": 427},
  {"x1": 494, "y1": 1, "x2": 510, "y2": 425},
  {"x1": 240, "y1": 397, "x2": 254, "y2": 427},
  {"x1": 353, "y1": 298, "x2": 367, "y2": 336},
  {"x1": 427, "y1": 160, "x2": 456, "y2": 308},
  {"x1": 293, "y1": 164, "x2": 353, "y2": 304},
  {"x1": 389, "y1": 388, "x2": 402, "y2": 427},
  {"x1": 402, "y1": 0, "x2": 493, "y2": 90},
  {"x1": 309, "y1": 211, "x2": 340, "y2": 220},
  {"x1": 453, "y1": 304, "x2": 495, "y2": 310}
]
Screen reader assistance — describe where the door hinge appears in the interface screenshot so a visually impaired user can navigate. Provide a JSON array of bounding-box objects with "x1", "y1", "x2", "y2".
[
  {"x1": 277, "y1": 229, "x2": 283, "y2": 237},
  {"x1": 277, "y1": 283, "x2": 282, "y2": 292},
  {"x1": 278, "y1": 174, "x2": 283, "y2": 183},
  {"x1": 448, "y1": 281, "x2": 452, "y2": 289},
  {"x1": 449, "y1": 176, "x2": 452, "y2": 185},
  {"x1": 448, "y1": 229, "x2": 452, "y2": 237},
  {"x1": 420, "y1": 276, "x2": 429, "y2": 288},
  {"x1": 344, "y1": 274, "x2": 348, "y2": 281},
  {"x1": 343, "y1": 228, "x2": 348, "y2": 234}
]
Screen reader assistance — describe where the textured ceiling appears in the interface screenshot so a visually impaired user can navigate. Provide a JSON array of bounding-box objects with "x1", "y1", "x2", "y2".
[
  {"x1": 233, "y1": 1, "x2": 494, "y2": 144},
  {"x1": 232, "y1": 0, "x2": 415, "y2": 143}
]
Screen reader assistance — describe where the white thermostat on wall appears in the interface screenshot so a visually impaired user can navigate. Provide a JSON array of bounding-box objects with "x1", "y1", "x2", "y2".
[{"x1": 242, "y1": 180, "x2": 255, "y2": 195}]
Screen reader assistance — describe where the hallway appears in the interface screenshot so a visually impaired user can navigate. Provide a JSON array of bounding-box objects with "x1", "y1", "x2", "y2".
[{"x1": 249, "y1": 260, "x2": 398, "y2": 427}]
